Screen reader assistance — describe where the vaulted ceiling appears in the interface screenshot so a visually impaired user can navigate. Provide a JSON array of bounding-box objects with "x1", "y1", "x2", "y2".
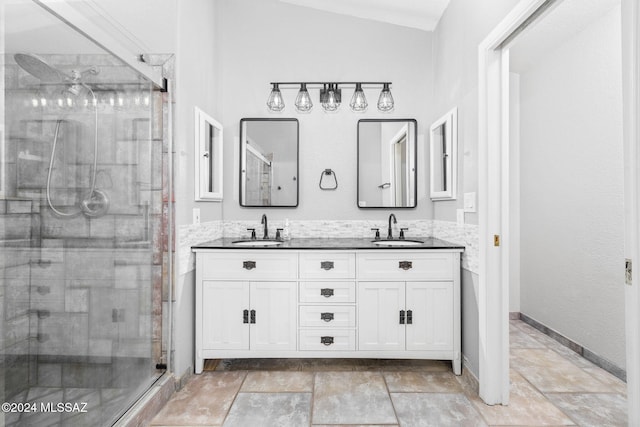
[{"x1": 279, "y1": 0, "x2": 450, "y2": 31}]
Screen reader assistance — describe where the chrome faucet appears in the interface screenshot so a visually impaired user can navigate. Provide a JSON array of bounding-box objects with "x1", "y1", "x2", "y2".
[
  {"x1": 261, "y1": 214, "x2": 269, "y2": 239},
  {"x1": 387, "y1": 213, "x2": 397, "y2": 239}
]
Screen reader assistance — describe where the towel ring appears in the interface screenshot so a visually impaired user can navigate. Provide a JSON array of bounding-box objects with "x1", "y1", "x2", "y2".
[{"x1": 319, "y1": 169, "x2": 338, "y2": 190}]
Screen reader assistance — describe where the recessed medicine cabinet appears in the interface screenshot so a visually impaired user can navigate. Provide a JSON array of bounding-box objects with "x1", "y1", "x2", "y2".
[
  {"x1": 194, "y1": 107, "x2": 224, "y2": 201},
  {"x1": 429, "y1": 108, "x2": 457, "y2": 201},
  {"x1": 240, "y1": 118, "x2": 299, "y2": 207},
  {"x1": 357, "y1": 119, "x2": 417, "y2": 208}
]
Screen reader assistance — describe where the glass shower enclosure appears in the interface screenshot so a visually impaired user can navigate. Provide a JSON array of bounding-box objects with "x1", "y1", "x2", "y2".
[{"x1": 1, "y1": 2, "x2": 170, "y2": 426}]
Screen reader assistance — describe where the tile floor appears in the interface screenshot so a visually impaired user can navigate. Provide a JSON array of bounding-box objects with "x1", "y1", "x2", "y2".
[{"x1": 150, "y1": 320, "x2": 627, "y2": 426}]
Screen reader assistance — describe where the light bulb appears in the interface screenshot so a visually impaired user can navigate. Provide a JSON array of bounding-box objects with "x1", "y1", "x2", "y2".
[
  {"x1": 350, "y1": 83, "x2": 368, "y2": 112},
  {"x1": 377, "y1": 83, "x2": 394, "y2": 112},
  {"x1": 294, "y1": 83, "x2": 313, "y2": 113},
  {"x1": 266, "y1": 83, "x2": 285, "y2": 112},
  {"x1": 322, "y1": 83, "x2": 341, "y2": 112}
]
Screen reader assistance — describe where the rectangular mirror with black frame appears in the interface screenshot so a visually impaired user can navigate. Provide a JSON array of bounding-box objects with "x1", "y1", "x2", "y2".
[
  {"x1": 240, "y1": 118, "x2": 299, "y2": 207},
  {"x1": 357, "y1": 119, "x2": 417, "y2": 208}
]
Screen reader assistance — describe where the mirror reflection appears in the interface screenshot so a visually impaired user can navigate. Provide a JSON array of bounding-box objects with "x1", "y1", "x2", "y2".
[
  {"x1": 240, "y1": 118, "x2": 299, "y2": 207},
  {"x1": 357, "y1": 119, "x2": 417, "y2": 208},
  {"x1": 429, "y1": 108, "x2": 457, "y2": 200}
]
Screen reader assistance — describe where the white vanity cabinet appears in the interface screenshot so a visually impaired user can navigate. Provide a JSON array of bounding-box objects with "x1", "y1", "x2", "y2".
[
  {"x1": 298, "y1": 252, "x2": 357, "y2": 352},
  {"x1": 194, "y1": 247, "x2": 462, "y2": 375},
  {"x1": 358, "y1": 281, "x2": 454, "y2": 353}
]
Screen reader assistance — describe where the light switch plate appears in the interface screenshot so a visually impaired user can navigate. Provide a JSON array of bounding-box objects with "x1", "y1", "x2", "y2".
[{"x1": 464, "y1": 192, "x2": 476, "y2": 212}]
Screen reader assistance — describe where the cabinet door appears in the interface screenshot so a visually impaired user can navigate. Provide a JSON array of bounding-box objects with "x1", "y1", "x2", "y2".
[
  {"x1": 250, "y1": 282, "x2": 297, "y2": 351},
  {"x1": 202, "y1": 281, "x2": 250, "y2": 350},
  {"x1": 358, "y1": 282, "x2": 405, "y2": 351},
  {"x1": 406, "y1": 282, "x2": 453, "y2": 351}
]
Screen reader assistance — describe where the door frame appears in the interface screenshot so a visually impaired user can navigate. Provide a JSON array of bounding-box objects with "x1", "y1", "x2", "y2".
[
  {"x1": 622, "y1": 0, "x2": 640, "y2": 423},
  {"x1": 478, "y1": 0, "x2": 640, "y2": 418}
]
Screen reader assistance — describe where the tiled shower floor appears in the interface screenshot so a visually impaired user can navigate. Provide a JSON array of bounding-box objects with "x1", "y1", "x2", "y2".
[
  {"x1": 3, "y1": 357, "x2": 158, "y2": 427},
  {"x1": 150, "y1": 320, "x2": 627, "y2": 426}
]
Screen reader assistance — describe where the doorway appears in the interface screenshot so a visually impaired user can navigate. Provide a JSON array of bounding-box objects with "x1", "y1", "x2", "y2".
[{"x1": 478, "y1": 0, "x2": 639, "y2": 422}]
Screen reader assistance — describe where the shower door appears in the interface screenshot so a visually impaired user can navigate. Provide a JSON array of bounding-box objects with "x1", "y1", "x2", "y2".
[{"x1": 1, "y1": 2, "x2": 170, "y2": 426}]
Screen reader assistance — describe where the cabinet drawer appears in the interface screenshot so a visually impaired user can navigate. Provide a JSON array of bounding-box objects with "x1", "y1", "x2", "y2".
[
  {"x1": 299, "y1": 329, "x2": 356, "y2": 351},
  {"x1": 357, "y1": 252, "x2": 454, "y2": 280},
  {"x1": 299, "y1": 281, "x2": 355, "y2": 303},
  {"x1": 299, "y1": 252, "x2": 355, "y2": 279},
  {"x1": 198, "y1": 252, "x2": 297, "y2": 279},
  {"x1": 299, "y1": 305, "x2": 356, "y2": 328}
]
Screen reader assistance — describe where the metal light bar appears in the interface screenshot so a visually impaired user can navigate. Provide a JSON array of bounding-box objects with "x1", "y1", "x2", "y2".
[{"x1": 271, "y1": 82, "x2": 391, "y2": 86}]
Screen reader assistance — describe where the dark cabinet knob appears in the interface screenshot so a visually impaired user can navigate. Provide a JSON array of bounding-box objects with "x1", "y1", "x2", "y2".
[
  {"x1": 406, "y1": 310, "x2": 413, "y2": 324},
  {"x1": 320, "y1": 288, "x2": 334, "y2": 298},
  {"x1": 243, "y1": 261, "x2": 256, "y2": 270},
  {"x1": 399, "y1": 261, "x2": 412, "y2": 270},
  {"x1": 320, "y1": 312, "x2": 334, "y2": 322},
  {"x1": 243, "y1": 309, "x2": 249, "y2": 324},
  {"x1": 320, "y1": 261, "x2": 334, "y2": 270},
  {"x1": 250, "y1": 310, "x2": 256, "y2": 324},
  {"x1": 320, "y1": 336, "x2": 334, "y2": 346},
  {"x1": 399, "y1": 310, "x2": 406, "y2": 324}
]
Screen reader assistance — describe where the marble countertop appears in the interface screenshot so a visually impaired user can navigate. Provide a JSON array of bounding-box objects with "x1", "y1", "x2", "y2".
[{"x1": 192, "y1": 237, "x2": 465, "y2": 250}]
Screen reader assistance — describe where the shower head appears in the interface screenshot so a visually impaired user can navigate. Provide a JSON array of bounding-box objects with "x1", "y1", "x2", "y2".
[
  {"x1": 14, "y1": 53, "x2": 99, "y2": 87},
  {"x1": 14, "y1": 53, "x2": 68, "y2": 83}
]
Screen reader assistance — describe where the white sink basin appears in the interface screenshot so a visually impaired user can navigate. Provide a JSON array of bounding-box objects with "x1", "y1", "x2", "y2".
[
  {"x1": 372, "y1": 239, "x2": 424, "y2": 246},
  {"x1": 232, "y1": 240, "x2": 283, "y2": 246}
]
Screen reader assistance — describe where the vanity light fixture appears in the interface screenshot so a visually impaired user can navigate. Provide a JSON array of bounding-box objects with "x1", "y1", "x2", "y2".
[
  {"x1": 267, "y1": 81, "x2": 392, "y2": 113},
  {"x1": 294, "y1": 83, "x2": 313, "y2": 113},
  {"x1": 377, "y1": 83, "x2": 394, "y2": 112},
  {"x1": 320, "y1": 83, "x2": 341, "y2": 112},
  {"x1": 350, "y1": 83, "x2": 368, "y2": 112},
  {"x1": 266, "y1": 83, "x2": 285, "y2": 112}
]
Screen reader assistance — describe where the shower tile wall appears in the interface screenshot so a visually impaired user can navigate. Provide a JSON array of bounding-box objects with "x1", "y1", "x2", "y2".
[{"x1": 2, "y1": 53, "x2": 168, "y2": 403}]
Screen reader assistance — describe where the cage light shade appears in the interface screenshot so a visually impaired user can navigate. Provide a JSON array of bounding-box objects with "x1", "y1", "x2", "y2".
[
  {"x1": 349, "y1": 83, "x2": 368, "y2": 112},
  {"x1": 295, "y1": 83, "x2": 313, "y2": 112},
  {"x1": 322, "y1": 83, "x2": 340, "y2": 112},
  {"x1": 266, "y1": 83, "x2": 285, "y2": 112},
  {"x1": 377, "y1": 83, "x2": 394, "y2": 112}
]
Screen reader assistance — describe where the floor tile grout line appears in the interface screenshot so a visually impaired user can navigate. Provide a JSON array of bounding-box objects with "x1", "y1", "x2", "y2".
[
  {"x1": 308, "y1": 371, "x2": 316, "y2": 427},
  {"x1": 218, "y1": 370, "x2": 248, "y2": 427},
  {"x1": 381, "y1": 370, "x2": 401, "y2": 425},
  {"x1": 510, "y1": 329, "x2": 593, "y2": 427}
]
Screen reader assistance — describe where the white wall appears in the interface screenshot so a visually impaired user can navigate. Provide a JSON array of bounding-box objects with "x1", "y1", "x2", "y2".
[
  {"x1": 432, "y1": 0, "x2": 520, "y2": 225},
  {"x1": 217, "y1": 0, "x2": 433, "y2": 223},
  {"x1": 431, "y1": 0, "x2": 520, "y2": 377},
  {"x1": 172, "y1": 0, "x2": 222, "y2": 377},
  {"x1": 517, "y1": 6, "x2": 625, "y2": 369}
]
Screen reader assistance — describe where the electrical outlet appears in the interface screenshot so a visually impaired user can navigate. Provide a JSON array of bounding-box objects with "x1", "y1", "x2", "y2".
[
  {"x1": 193, "y1": 208, "x2": 201, "y2": 225},
  {"x1": 456, "y1": 209, "x2": 465, "y2": 225}
]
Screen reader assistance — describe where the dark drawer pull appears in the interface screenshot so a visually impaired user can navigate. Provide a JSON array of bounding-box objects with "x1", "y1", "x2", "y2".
[
  {"x1": 320, "y1": 288, "x2": 334, "y2": 298},
  {"x1": 399, "y1": 261, "x2": 412, "y2": 270},
  {"x1": 399, "y1": 310, "x2": 405, "y2": 324},
  {"x1": 320, "y1": 261, "x2": 335, "y2": 270},
  {"x1": 320, "y1": 312, "x2": 334, "y2": 322},
  {"x1": 320, "y1": 336, "x2": 334, "y2": 346},
  {"x1": 407, "y1": 309, "x2": 413, "y2": 324},
  {"x1": 250, "y1": 309, "x2": 256, "y2": 324},
  {"x1": 243, "y1": 309, "x2": 249, "y2": 324},
  {"x1": 243, "y1": 261, "x2": 256, "y2": 270}
]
